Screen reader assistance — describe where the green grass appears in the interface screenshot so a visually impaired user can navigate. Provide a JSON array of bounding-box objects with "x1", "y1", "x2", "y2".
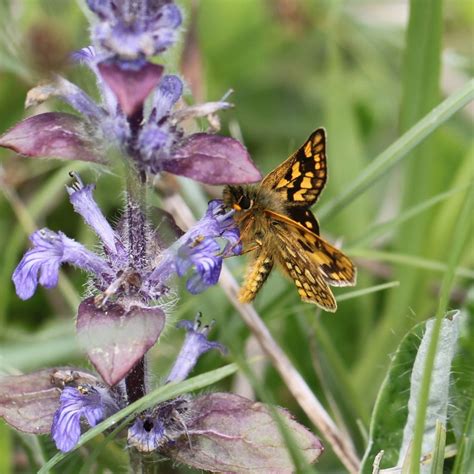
[{"x1": 0, "y1": 0, "x2": 473, "y2": 472}]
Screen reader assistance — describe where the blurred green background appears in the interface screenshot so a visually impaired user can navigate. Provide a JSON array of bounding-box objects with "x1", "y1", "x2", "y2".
[{"x1": 0, "y1": 0, "x2": 472, "y2": 472}]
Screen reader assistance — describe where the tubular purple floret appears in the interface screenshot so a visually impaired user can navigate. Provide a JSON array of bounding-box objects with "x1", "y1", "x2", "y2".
[
  {"x1": 12, "y1": 229, "x2": 112, "y2": 300},
  {"x1": 166, "y1": 313, "x2": 226, "y2": 384},
  {"x1": 66, "y1": 172, "x2": 126, "y2": 260},
  {"x1": 128, "y1": 415, "x2": 166, "y2": 453},
  {"x1": 51, "y1": 384, "x2": 120, "y2": 452}
]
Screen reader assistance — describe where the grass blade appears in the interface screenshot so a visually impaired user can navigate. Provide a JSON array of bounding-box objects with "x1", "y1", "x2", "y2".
[
  {"x1": 349, "y1": 185, "x2": 470, "y2": 248},
  {"x1": 430, "y1": 421, "x2": 446, "y2": 474},
  {"x1": 318, "y1": 80, "x2": 474, "y2": 221},
  {"x1": 348, "y1": 249, "x2": 474, "y2": 279},
  {"x1": 409, "y1": 184, "x2": 474, "y2": 473}
]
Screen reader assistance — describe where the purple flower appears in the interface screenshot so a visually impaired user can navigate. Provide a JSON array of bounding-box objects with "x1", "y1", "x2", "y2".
[
  {"x1": 147, "y1": 200, "x2": 241, "y2": 295},
  {"x1": 127, "y1": 313, "x2": 226, "y2": 453},
  {"x1": 67, "y1": 176, "x2": 126, "y2": 261},
  {"x1": 12, "y1": 229, "x2": 112, "y2": 300},
  {"x1": 167, "y1": 313, "x2": 226, "y2": 383},
  {"x1": 128, "y1": 415, "x2": 165, "y2": 453},
  {"x1": 86, "y1": 0, "x2": 182, "y2": 61},
  {"x1": 176, "y1": 237, "x2": 223, "y2": 294},
  {"x1": 172, "y1": 201, "x2": 241, "y2": 294},
  {"x1": 12, "y1": 174, "x2": 126, "y2": 300},
  {"x1": 1, "y1": 50, "x2": 261, "y2": 185},
  {"x1": 51, "y1": 384, "x2": 119, "y2": 452},
  {"x1": 202, "y1": 200, "x2": 242, "y2": 255}
]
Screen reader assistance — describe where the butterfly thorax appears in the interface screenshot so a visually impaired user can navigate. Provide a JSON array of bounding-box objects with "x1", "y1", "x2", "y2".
[{"x1": 223, "y1": 185, "x2": 286, "y2": 233}]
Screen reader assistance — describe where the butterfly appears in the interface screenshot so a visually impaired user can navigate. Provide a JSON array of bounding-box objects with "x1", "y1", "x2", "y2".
[{"x1": 223, "y1": 128, "x2": 356, "y2": 312}]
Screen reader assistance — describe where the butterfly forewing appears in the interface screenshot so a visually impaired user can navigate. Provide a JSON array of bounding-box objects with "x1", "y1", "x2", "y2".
[
  {"x1": 261, "y1": 128, "x2": 327, "y2": 207},
  {"x1": 287, "y1": 207, "x2": 320, "y2": 235}
]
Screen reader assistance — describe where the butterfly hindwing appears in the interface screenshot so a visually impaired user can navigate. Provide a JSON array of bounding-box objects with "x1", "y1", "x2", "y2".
[
  {"x1": 261, "y1": 128, "x2": 327, "y2": 207},
  {"x1": 266, "y1": 210, "x2": 356, "y2": 287},
  {"x1": 270, "y1": 221, "x2": 337, "y2": 311}
]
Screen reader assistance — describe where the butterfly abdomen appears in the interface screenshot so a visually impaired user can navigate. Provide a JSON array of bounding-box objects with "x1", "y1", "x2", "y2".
[{"x1": 238, "y1": 253, "x2": 274, "y2": 303}]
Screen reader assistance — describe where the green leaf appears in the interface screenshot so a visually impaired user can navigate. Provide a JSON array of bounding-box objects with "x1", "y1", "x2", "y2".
[
  {"x1": 451, "y1": 290, "x2": 474, "y2": 473},
  {"x1": 400, "y1": 312, "x2": 463, "y2": 473},
  {"x1": 0, "y1": 421, "x2": 12, "y2": 474},
  {"x1": 409, "y1": 182, "x2": 474, "y2": 474},
  {"x1": 360, "y1": 320, "x2": 424, "y2": 472},
  {"x1": 360, "y1": 312, "x2": 463, "y2": 473}
]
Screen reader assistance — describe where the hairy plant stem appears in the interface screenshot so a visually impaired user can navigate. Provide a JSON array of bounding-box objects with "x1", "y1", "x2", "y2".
[
  {"x1": 123, "y1": 106, "x2": 152, "y2": 471},
  {"x1": 124, "y1": 166, "x2": 148, "y2": 403},
  {"x1": 126, "y1": 172, "x2": 148, "y2": 270}
]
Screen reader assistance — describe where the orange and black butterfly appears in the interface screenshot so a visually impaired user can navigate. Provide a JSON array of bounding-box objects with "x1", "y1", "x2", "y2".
[{"x1": 223, "y1": 128, "x2": 356, "y2": 312}]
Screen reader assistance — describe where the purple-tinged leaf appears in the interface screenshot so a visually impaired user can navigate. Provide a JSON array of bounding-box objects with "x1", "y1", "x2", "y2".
[
  {"x1": 166, "y1": 392, "x2": 323, "y2": 473},
  {"x1": 0, "y1": 112, "x2": 103, "y2": 163},
  {"x1": 0, "y1": 367, "x2": 97, "y2": 434},
  {"x1": 162, "y1": 133, "x2": 262, "y2": 185},
  {"x1": 98, "y1": 61, "x2": 164, "y2": 117},
  {"x1": 76, "y1": 297, "x2": 165, "y2": 387}
]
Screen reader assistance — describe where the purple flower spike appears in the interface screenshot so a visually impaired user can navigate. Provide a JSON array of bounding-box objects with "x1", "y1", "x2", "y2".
[
  {"x1": 51, "y1": 384, "x2": 119, "y2": 452},
  {"x1": 12, "y1": 229, "x2": 111, "y2": 300},
  {"x1": 128, "y1": 415, "x2": 165, "y2": 453},
  {"x1": 167, "y1": 313, "x2": 226, "y2": 384},
  {"x1": 87, "y1": 0, "x2": 182, "y2": 61},
  {"x1": 66, "y1": 173, "x2": 125, "y2": 260}
]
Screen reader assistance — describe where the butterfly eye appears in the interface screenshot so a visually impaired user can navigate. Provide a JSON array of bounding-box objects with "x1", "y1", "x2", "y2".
[{"x1": 238, "y1": 195, "x2": 253, "y2": 210}]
